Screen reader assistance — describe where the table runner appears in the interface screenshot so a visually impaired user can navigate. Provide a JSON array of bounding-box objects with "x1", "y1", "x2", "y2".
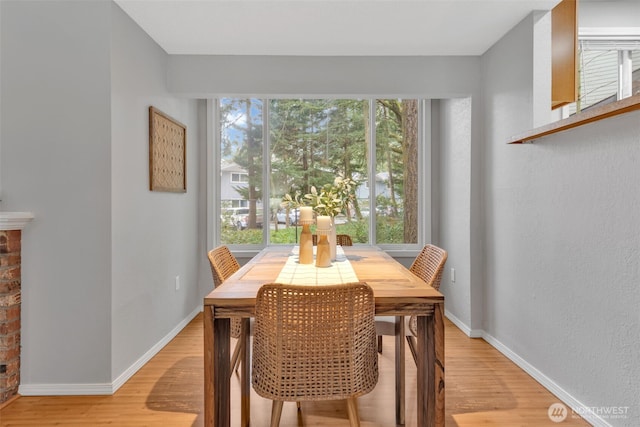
[{"x1": 274, "y1": 246, "x2": 359, "y2": 285}]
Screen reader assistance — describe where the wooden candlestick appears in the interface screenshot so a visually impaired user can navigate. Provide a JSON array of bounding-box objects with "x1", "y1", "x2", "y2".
[
  {"x1": 315, "y1": 234, "x2": 331, "y2": 268},
  {"x1": 299, "y1": 223, "x2": 313, "y2": 264}
]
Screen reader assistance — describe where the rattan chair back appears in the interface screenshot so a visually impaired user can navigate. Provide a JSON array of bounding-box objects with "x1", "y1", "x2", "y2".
[
  {"x1": 336, "y1": 234, "x2": 353, "y2": 246},
  {"x1": 409, "y1": 244, "x2": 448, "y2": 291},
  {"x1": 408, "y1": 244, "x2": 447, "y2": 336},
  {"x1": 252, "y1": 282, "x2": 378, "y2": 404},
  {"x1": 311, "y1": 234, "x2": 353, "y2": 246},
  {"x1": 207, "y1": 245, "x2": 241, "y2": 288},
  {"x1": 207, "y1": 245, "x2": 242, "y2": 340}
]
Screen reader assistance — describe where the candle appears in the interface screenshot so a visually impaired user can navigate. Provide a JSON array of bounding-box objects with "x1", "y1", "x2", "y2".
[
  {"x1": 300, "y1": 206, "x2": 312, "y2": 221},
  {"x1": 316, "y1": 215, "x2": 331, "y2": 230}
]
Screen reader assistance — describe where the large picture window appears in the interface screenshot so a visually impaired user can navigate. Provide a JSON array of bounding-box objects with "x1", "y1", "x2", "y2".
[{"x1": 215, "y1": 98, "x2": 428, "y2": 250}]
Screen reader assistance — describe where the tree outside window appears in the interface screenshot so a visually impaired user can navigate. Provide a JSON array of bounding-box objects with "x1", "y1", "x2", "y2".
[{"x1": 218, "y1": 98, "x2": 422, "y2": 247}]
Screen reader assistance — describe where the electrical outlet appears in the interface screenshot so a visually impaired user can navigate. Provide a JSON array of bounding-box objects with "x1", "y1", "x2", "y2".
[
  {"x1": 450, "y1": 268, "x2": 455, "y2": 283},
  {"x1": 175, "y1": 275, "x2": 180, "y2": 291}
]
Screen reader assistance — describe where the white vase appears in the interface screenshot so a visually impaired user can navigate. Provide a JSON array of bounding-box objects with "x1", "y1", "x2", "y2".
[{"x1": 329, "y1": 217, "x2": 337, "y2": 261}]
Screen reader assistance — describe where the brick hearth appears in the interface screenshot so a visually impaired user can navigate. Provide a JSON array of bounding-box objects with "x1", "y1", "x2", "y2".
[{"x1": 0, "y1": 230, "x2": 22, "y2": 403}]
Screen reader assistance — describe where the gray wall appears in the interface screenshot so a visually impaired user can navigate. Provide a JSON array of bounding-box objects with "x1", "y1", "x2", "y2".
[
  {"x1": 168, "y1": 55, "x2": 480, "y2": 98},
  {"x1": 432, "y1": 98, "x2": 473, "y2": 330},
  {"x1": 1, "y1": 0, "x2": 203, "y2": 392},
  {"x1": 579, "y1": 1, "x2": 640, "y2": 28},
  {"x1": 110, "y1": 3, "x2": 203, "y2": 384},
  {"x1": 2, "y1": 0, "x2": 113, "y2": 387},
  {"x1": 482, "y1": 10, "x2": 640, "y2": 427}
]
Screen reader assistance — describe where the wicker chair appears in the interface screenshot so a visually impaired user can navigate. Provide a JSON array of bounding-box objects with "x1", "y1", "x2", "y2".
[
  {"x1": 207, "y1": 245, "x2": 245, "y2": 373},
  {"x1": 252, "y1": 282, "x2": 378, "y2": 427},
  {"x1": 406, "y1": 244, "x2": 448, "y2": 357},
  {"x1": 375, "y1": 244, "x2": 448, "y2": 362},
  {"x1": 311, "y1": 233, "x2": 353, "y2": 246}
]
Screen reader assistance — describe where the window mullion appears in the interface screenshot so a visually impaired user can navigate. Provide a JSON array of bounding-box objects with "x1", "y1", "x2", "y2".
[
  {"x1": 618, "y1": 50, "x2": 633, "y2": 100},
  {"x1": 368, "y1": 99, "x2": 377, "y2": 246},
  {"x1": 421, "y1": 99, "x2": 431, "y2": 246},
  {"x1": 209, "y1": 99, "x2": 220, "y2": 249},
  {"x1": 263, "y1": 99, "x2": 270, "y2": 245}
]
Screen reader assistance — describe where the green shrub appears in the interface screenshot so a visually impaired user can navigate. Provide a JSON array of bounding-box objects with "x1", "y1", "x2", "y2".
[
  {"x1": 220, "y1": 217, "x2": 405, "y2": 245},
  {"x1": 375, "y1": 217, "x2": 404, "y2": 243},
  {"x1": 221, "y1": 228, "x2": 263, "y2": 244}
]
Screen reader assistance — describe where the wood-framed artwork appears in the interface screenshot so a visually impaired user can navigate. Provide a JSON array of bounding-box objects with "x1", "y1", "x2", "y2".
[{"x1": 149, "y1": 106, "x2": 187, "y2": 192}]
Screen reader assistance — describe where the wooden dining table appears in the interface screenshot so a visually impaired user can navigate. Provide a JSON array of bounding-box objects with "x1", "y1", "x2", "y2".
[{"x1": 203, "y1": 245, "x2": 445, "y2": 427}]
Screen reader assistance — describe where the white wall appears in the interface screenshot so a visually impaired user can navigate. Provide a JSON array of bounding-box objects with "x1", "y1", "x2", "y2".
[
  {"x1": 482, "y1": 11, "x2": 640, "y2": 427},
  {"x1": 110, "y1": 3, "x2": 203, "y2": 383}
]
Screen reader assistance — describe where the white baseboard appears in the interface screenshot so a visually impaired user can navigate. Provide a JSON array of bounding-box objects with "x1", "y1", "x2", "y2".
[
  {"x1": 444, "y1": 311, "x2": 609, "y2": 427},
  {"x1": 481, "y1": 331, "x2": 609, "y2": 427},
  {"x1": 444, "y1": 309, "x2": 483, "y2": 338},
  {"x1": 18, "y1": 382, "x2": 113, "y2": 396},
  {"x1": 111, "y1": 306, "x2": 202, "y2": 393},
  {"x1": 19, "y1": 306, "x2": 202, "y2": 396}
]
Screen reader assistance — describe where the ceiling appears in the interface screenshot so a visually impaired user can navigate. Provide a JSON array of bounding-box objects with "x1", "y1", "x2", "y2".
[{"x1": 114, "y1": 0, "x2": 562, "y2": 57}]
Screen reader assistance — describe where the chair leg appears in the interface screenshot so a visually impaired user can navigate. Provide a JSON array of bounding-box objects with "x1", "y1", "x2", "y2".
[
  {"x1": 346, "y1": 397, "x2": 360, "y2": 427},
  {"x1": 377, "y1": 335, "x2": 383, "y2": 353},
  {"x1": 270, "y1": 400, "x2": 284, "y2": 427},
  {"x1": 406, "y1": 335, "x2": 418, "y2": 366},
  {"x1": 231, "y1": 336, "x2": 243, "y2": 373}
]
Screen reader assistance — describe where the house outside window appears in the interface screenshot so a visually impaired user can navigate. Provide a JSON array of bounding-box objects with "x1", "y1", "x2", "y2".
[
  {"x1": 213, "y1": 98, "x2": 430, "y2": 250},
  {"x1": 563, "y1": 29, "x2": 640, "y2": 117}
]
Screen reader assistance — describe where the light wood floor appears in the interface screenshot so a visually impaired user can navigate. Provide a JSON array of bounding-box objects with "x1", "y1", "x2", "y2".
[{"x1": 0, "y1": 313, "x2": 589, "y2": 426}]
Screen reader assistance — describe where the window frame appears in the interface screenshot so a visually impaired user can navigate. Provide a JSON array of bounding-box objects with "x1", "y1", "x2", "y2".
[{"x1": 207, "y1": 98, "x2": 431, "y2": 258}]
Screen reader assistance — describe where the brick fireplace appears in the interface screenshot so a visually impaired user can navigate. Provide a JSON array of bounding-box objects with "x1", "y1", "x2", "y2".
[{"x1": 0, "y1": 213, "x2": 33, "y2": 405}]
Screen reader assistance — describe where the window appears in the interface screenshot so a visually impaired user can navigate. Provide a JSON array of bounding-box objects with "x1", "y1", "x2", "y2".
[
  {"x1": 563, "y1": 30, "x2": 640, "y2": 117},
  {"x1": 214, "y1": 98, "x2": 429, "y2": 250},
  {"x1": 231, "y1": 173, "x2": 249, "y2": 183}
]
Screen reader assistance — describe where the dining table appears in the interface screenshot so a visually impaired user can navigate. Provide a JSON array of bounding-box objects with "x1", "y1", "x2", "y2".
[{"x1": 203, "y1": 245, "x2": 445, "y2": 427}]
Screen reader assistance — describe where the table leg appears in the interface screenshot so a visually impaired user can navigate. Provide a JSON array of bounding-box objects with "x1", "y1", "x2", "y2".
[
  {"x1": 416, "y1": 314, "x2": 434, "y2": 427},
  {"x1": 395, "y1": 316, "x2": 405, "y2": 425},
  {"x1": 204, "y1": 306, "x2": 230, "y2": 427},
  {"x1": 434, "y1": 303, "x2": 445, "y2": 427},
  {"x1": 204, "y1": 306, "x2": 214, "y2": 427},
  {"x1": 240, "y1": 318, "x2": 251, "y2": 427}
]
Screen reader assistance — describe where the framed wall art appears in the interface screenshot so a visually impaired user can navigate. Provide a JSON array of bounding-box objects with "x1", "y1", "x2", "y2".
[{"x1": 149, "y1": 106, "x2": 187, "y2": 192}]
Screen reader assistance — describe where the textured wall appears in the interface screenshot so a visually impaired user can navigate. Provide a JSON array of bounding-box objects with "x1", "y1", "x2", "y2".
[
  {"x1": 2, "y1": 0, "x2": 113, "y2": 387},
  {"x1": 110, "y1": 3, "x2": 202, "y2": 384},
  {"x1": 482, "y1": 11, "x2": 640, "y2": 427},
  {"x1": 433, "y1": 98, "x2": 473, "y2": 329}
]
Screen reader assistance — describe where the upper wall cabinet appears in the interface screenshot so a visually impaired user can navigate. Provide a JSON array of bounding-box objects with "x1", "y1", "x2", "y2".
[{"x1": 551, "y1": 0, "x2": 578, "y2": 109}]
